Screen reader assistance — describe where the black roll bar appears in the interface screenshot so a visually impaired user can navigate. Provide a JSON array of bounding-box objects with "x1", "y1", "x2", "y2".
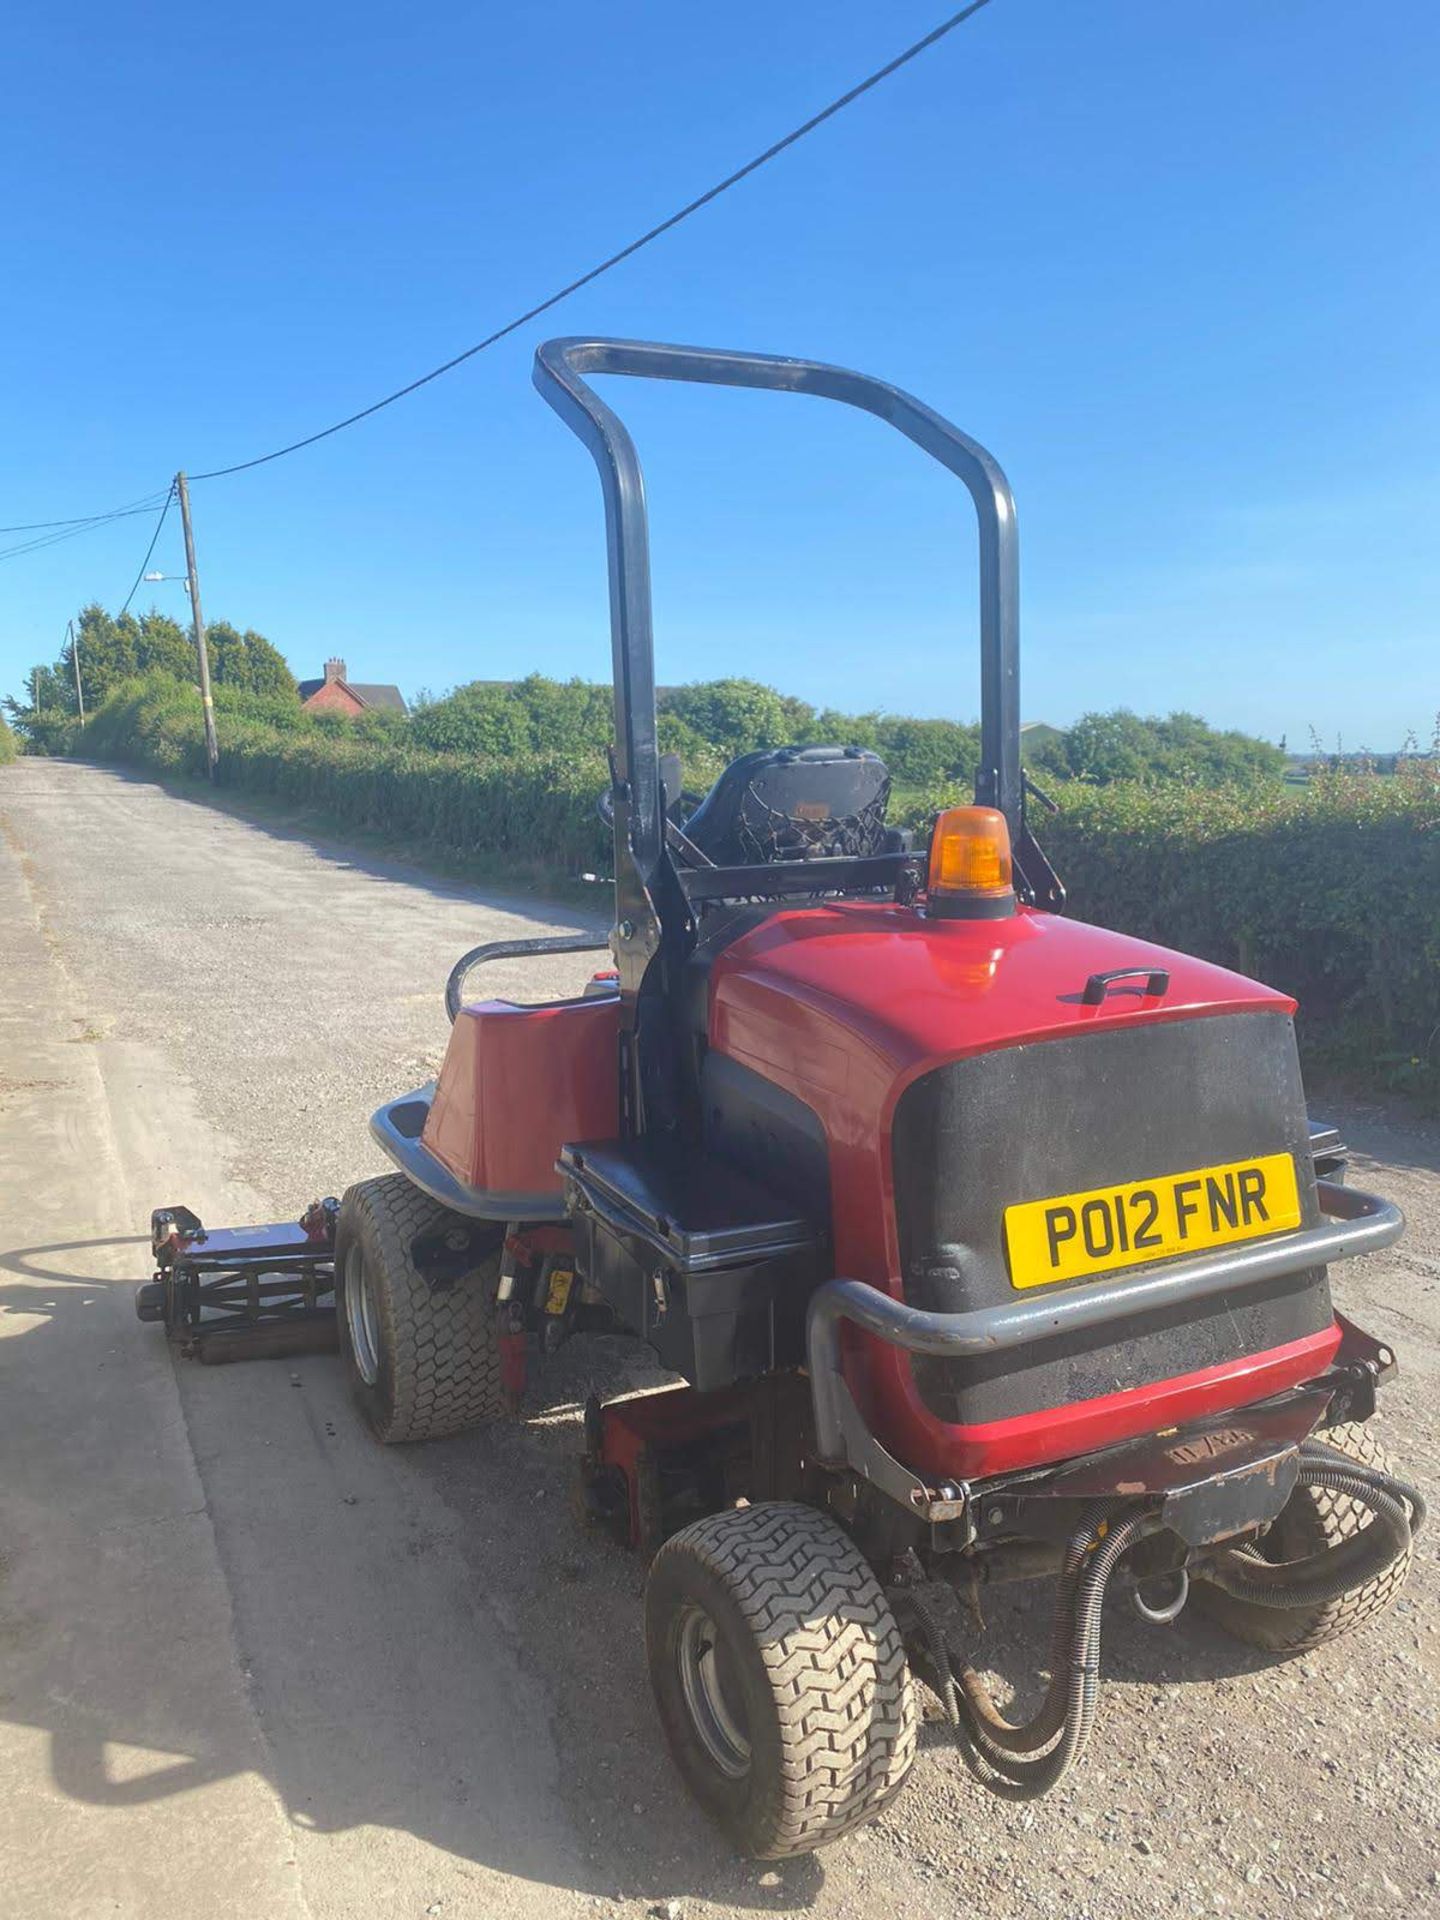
[
  {"x1": 533, "y1": 336, "x2": 1025, "y2": 1129},
  {"x1": 534, "y1": 340, "x2": 1021, "y2": 842}
]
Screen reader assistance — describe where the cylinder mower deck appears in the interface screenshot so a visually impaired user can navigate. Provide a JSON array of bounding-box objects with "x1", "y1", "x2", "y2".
[{"x1": 136, "y1": 1202, "x2": 339, "y2": 1363}]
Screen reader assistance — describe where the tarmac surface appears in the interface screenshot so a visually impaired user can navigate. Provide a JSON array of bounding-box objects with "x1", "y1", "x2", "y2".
[{"x1": 2, "y1": 758, "x2": 1436, "y2": 1920}]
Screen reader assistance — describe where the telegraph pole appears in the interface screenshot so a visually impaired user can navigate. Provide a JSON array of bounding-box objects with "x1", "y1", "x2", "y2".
[
  {"x1": 175, "y1": 471, "x2": 218, "y2": 777},
  {"x1": 68, "y1": 619, "x2": 85, "y2": 725}
]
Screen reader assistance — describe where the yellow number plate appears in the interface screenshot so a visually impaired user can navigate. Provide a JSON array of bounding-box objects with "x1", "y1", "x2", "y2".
[{"x1": 1003, "y1": 1152, "x2": 1301, "y2": 1291}]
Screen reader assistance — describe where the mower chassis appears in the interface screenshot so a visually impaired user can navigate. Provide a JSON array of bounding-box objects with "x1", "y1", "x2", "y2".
[{"x1": 134, "y1": 330, "x2": 1424, "y2": 1849}]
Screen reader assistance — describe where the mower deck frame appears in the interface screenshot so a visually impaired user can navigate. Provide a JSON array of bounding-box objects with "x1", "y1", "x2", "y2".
[{"x1": 138, "y1": 1204, "x2": 339, "y2": 1363}]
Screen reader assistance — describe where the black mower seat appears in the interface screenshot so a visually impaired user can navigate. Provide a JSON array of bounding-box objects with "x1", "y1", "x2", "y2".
[{"x1": 681, "y1": 745, "x2": 892, "y2": 866}]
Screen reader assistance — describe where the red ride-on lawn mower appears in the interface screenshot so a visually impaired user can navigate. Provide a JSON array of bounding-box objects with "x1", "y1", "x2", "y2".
[{"x1": 143, "y1": 339, "x2": 1424, "y2": 1858}]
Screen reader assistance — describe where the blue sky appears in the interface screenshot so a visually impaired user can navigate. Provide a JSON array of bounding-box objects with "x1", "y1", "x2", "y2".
[{"x1": 1, "y1": 1, "x2": 1435, "y2": 746}]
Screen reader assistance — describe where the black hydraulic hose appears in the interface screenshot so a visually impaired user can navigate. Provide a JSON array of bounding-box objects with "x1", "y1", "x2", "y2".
[
  {"x1": 957, "y1": 1498, "x2": 1115, "y2": 1761},
  {"x1": 910, "y1": 1442, "x2": 1423, "y2": 1801},
  {"x1": 901, "y1": 1586, "x2": 961, "y2": 1727},
  {"x1": 903, "y1": 1502, "x2": 1149, "y2": 1802},
  {"x1": 1203, "y1": 1459, "x2": 1416, "y2": 1610},
  {"x1": 954, "y1": 1511, "x2": 1152, "y2": 1800},
  {"x1": 1299, "y1": 1440, "x2": 1429, "y2": 1536}
]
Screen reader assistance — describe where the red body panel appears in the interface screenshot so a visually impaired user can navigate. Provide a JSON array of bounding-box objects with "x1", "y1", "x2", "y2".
[
  {"x1": 925, "y1": 1326, "x2": 1341, "y2": 1475},
  {"x1": 709, "y1": 901, "x2": 1310, "y2": 1480},
  {"x1": 423, "y1": 995, "x2": 619, "y2": 1199}
]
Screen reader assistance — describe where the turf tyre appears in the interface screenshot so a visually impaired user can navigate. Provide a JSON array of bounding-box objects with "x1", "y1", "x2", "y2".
[
  {"x1": 645, "y1": 1501, "x2": 917, "y2": 1858},
  {"x1": 1193, "y1": 1421, "x2": 1413, "y2": 1653},
  {"x1": 334, "y1": 1174, "x2": 505, "y2": 1444}
]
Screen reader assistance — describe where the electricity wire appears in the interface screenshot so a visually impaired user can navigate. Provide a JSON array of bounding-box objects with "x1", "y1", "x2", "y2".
[
  {"x1": 0, "y1": 489, "x2": 172, "y2": 535},
  {"x1": 118, "y1": 485, "x2": 178, "y2": 616},
  {"x1": 190, "y1": 0, "x2": 997, "y2": 480},
  {"x1": 0, "y1": 3, "x2": 997, "y2": 559},
  {"x1": 0, "y1": 498, "x2": 175, "y2": 565}
]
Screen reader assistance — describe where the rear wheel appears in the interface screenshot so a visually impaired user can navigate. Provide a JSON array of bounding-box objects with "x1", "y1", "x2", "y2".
[
  {"x1": 645, "y1": 1502, "x2": 917, "y2": 1858},
  {"x1": 334, "y1": 1175, "x2": 505, "y2": 1444},
  {"x1": 1193, "y1": 1421, "x2": 1413, "y2": 1653}
]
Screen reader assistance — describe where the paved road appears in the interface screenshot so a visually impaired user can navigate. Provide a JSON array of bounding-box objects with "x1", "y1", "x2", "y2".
[{"x1": 2, "y1": 760, "x2": 1436, "y2": 1920}]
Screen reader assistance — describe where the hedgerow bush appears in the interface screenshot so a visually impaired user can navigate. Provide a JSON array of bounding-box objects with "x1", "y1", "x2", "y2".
[
  {"x1": 85, "y1": 675, "x2": 613, "y2": 877},
  {"x1": 0, "y1": 711, "x2": 18, "y2": 763},
  {"x1": 406, "y1": 674, "x2": 977, "y2": 791},
  {"x1": 905, "y1": 766, "x2": 1440, "y2": 1089},
  {"x1": 80, "y1": 674, "x2": 1440, "y2": 1088}
]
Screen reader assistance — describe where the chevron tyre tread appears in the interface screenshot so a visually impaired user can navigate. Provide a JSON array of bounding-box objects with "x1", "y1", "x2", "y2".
[
  {"x1": 645, "y1": 1502, "x2": 917, "y2": 1858},
  {"x1": 335, "y1": 1175, "x2": 505, "y2": 1444},
  {"x1": 1193, "y1": 1422, "x2": 1414, "y2": 1653}
]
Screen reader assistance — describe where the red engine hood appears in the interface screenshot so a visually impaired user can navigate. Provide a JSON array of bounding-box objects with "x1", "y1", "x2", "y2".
[
  {"x1": 709, "y1": 901, "x2": 1290, "y2": 1136},
  {"x1": 709, "y1": 903, "x2": 1304, "y2": 1484}
]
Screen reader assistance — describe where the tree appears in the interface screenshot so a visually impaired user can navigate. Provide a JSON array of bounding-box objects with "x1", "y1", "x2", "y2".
[
  {"x1": 870, "y1": 716, "x2": 980, "y2": 786},
  {"x1": 2, "y1": 663, "x2": 77, "y2": 753},
  {"x1": 410, "y1": 681, "x2": 535, "y2": 757},
  {"x1": 817, "y1": 707, "x2": 881, "y2": 750},
  {"x1": 5, "y1": 602, "x2": 300, "y2": 729},
  {"x1": 136, "y1": 610, "x2": 196, "y2": 682},
  {"x1": 660, "y1": 679, "x2": 808, "y2": 756},
  {"x1": 1042, "y1": 709, "x2": 1285, "y2": 786},
  {"x1": 205, "y1": 622, "x2": 297, "y2": 697},
  {"x1": 511, "y1": 674, "x2": 613, "y2": 755},
  {"x1": 71, "y1": 603, "x2": 138, "y2": 707}
]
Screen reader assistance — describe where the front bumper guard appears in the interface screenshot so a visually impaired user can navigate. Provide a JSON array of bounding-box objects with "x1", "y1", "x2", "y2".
[{"x1": 806, "y1": 1180, "x2": 1403, "y2": 1514}]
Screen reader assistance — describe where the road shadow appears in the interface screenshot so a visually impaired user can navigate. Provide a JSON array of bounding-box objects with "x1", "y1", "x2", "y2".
[
  {"x1": 0, "y1": 1238, "x2": 823, "y2": 1914},
  {"x1": 1309, "y1": 1094, "x2": 1440, "y2": 1179}
]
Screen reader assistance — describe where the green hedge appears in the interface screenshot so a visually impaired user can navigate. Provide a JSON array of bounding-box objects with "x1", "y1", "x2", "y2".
[
  {"x1": 905, "y1": 772, "x2": 1440, "y2": 1089},
  {"x1": 83, "y1": 676, "x2": 1440, "y2": 1089},
  {"x1": 0, "y1": 712, "x2": 18, "y2": 764},
  {"x1": 85, "y1": 675, "x2": 612, "y2": 879}
]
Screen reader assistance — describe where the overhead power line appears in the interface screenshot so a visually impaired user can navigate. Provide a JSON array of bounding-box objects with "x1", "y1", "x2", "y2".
[
  {"x1": 118, "y1": 485, "x2": 178, "y2": 615},
  {"x1": 0, "y1": 489, "x2": 172, "y2": 535},
  {"x1": 0, "y1": 2, "x2": 997, "y2": 545},
  {"x1": 190, "y1": 0, "x2": 997, "y2": 480},
  {"x1": 0, "y1": 496, "x2": 175, "y2": 566}
]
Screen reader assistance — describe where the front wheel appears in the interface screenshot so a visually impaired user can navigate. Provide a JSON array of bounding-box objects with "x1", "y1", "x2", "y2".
[
  {"x1": 644, "y1": 1502, "x2": 917, "y2": 1858},
  {"x1": 334, "y1": 1175, "x2": 506, "y2": 1444}
]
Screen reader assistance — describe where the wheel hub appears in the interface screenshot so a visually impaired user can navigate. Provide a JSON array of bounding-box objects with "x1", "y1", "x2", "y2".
[
  {"x1": 676, "y1": 1604, "x2": 751, "y2": 1779},
  {"x1": 345, "y1": 1244, "x2": 382, "y2": 1386}
]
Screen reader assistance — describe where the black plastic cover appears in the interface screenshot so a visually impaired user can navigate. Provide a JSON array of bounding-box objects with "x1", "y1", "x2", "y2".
[
  {"x1": 563, "y1": 1135, "x2": 817, "y2": 1391},
  {"x1": 561, "y1": 1136, "x2": 811, "y2": 1272},
  {"x1": 681, "y1": 745, "x2": 891, "y2": 865},
  {"x1": 891, "y1": 1011, "x2": 1331, "y2": 1424}
]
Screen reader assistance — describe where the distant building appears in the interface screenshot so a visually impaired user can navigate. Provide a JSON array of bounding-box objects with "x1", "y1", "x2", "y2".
[{"x1": 297, "y1": 657, "x2": 408, "y2": 717}]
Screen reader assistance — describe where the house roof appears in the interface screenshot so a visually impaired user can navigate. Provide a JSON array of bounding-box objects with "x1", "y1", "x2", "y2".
[
  {"x1": 297, "y1": 678, "x2": 407, "y2": 713},
  {"x1": 346, "y1": 682, "x2": 408, "y2": 712}
]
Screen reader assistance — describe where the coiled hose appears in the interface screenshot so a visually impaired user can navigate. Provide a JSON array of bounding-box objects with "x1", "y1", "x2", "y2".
[
  {"x1": 900, "y1": 1438, "x2": 1424, "y2": 1801},
  {"x1": 901, "y1": 1500, "x2": 1153, "y2": 1801},
  {"x1": 1201, "y1": 1439, "x2": 1425, "y2": 1609}
]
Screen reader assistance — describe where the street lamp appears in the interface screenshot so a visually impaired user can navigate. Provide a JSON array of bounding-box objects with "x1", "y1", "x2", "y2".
[{"x1": 144, "y1": 570, "x2": 192, "y2": 592}]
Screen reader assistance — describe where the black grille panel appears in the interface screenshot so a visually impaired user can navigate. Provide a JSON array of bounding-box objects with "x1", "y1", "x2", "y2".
[{"x1": 891, "y1": 1012, "x2": 1331, "y2": 1425}]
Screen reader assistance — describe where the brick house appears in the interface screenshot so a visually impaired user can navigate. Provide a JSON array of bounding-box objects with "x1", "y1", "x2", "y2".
[{"x1": 297, "y1": 658, "x2": 408, "y2": 717}]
